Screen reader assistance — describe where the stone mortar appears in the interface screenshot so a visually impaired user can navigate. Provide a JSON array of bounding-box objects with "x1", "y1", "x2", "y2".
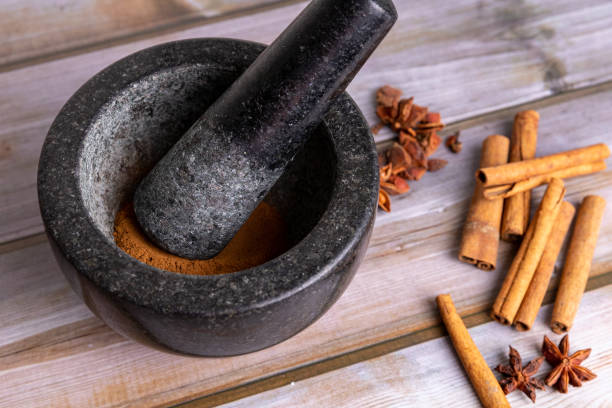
[{"x1": 37, "y1": 38, "x2": 378, "y2": 356}]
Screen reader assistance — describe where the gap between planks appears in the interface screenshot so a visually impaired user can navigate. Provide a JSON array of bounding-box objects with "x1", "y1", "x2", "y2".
[
  {"x1": 176, "y1": 272, "x2": 612, "y2": 408},
  {"x1": 3, "y1": 76, "x2": 612, "y2": 253},
  {"x1": 0, "y1": 0, "x2": 304, "y2": 74}
]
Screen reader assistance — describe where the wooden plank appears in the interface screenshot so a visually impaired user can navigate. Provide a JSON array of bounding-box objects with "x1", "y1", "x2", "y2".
[
  {"x1": 0, "y1": 241, "x2": 92, "y2": 350},
  {"x1": 180, "y1": 272, "x2": 612, "y2": 407},
  {"x1": 1, "y1": 88, "x2": 611, "y2": 407},
  {"x1": 0, "y1": 0, "x2": 288, "y2": 69},
  {"x1": 3, "y1": 0, "x2": 612, "y2": 243},
  {"x1": 223, "y1": 285, "x2": 612, "y2": 408}
]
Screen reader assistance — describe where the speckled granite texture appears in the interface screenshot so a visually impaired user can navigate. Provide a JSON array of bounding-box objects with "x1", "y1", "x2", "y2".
[
  {"x1": 37, "y1": 39, "x2": 378, "y2": 356},
  {"x1": 134, "y1": 0, "x2": 396, "y2": 259}
]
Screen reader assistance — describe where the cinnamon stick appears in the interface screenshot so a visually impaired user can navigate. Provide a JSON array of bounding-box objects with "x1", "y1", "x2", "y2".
[
  {"x1": 459, "y1": 135, "x2": 509, "y2": 270},
  {"x1": 437, "y1": 294, "x2": 510, "y2": 408},
  {"x1": 483, "y1": 161, "x2": 607, "y2": 199},
  {"x1": 551, "y1": 195, "x2": 606, "y2": 334},
  {"x1": 514, "y1": 201, "x2": 575, "y2": 331},
  {"x1": 491, "y1": 211, "x2": 534, "y2": 324},
  {"x1": 501, "y1": 110, "x2": 539, "y2": 241},
  {"x1": 491, "y1": 178, "x2": 565, "y2": 325},
  {"x1": 477, "y1": 143, "x2": 610, "y2": 187}
]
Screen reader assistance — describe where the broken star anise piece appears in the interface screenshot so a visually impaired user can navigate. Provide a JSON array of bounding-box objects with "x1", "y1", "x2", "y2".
[
  {"x1": 386, "y1": 143, "x2": 413, "y2": 174},
  {"x1": 445, "y1": 131, "x2": 462, "y2": 153},
  {"x1": 427, "y1": 158, "x2": 448, "y2": 172},
  {"x1": 375, "y1": 86, "x2": 403, "y2": 126},
  {"x1": 392, "y1": 97, "x2": 414, "y2": 131},
  {"x1": 372, "y1": 86, "x2": 451, "y2": 212},
  {"x1": 381, "y1": 175, "x2": 410, "y2": 195},
  {"x1": 496, "y1": 346, "x2": 546, "y2": 403},
  {"x1": 423, "y1": 130, "x2": 442, "y2": 157},
  {"x1": 542, "y1": 335, "x2": 597, "y2": 393},
  {"x1": 376, "y1": 85, "x2": 402, "y2": 108},
  {"x1": 378, "y1": 188, "x2": 391, "y2": 212},
  {"x1": 416, "y1": 112, "x2": 444, "y2": 130},
  {"x1": 399, "y1": 132, "x2": 427, "y2": 168},
  {"x1": 379, "y1": 163, "x2": 393, "y2": 183},
  {"x1": 405, "y1": 104, "x2": 428, "y2": 129},
  {"x1": 398, "y1": 167, "x2": 426, "y2": 181}
]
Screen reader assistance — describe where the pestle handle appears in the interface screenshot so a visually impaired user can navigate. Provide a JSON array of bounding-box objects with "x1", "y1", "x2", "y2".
[{"x1": 134, "y1": 0, "x2": 397, "y2": 259}]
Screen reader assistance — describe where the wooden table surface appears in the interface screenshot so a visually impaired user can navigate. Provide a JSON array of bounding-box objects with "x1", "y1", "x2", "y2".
[{"x1": 1, "y1": 1, "x2": 611, "y2": 407}]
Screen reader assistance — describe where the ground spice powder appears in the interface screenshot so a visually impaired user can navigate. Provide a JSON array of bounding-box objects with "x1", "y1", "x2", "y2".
[{"x1": 114, "y1": 201, "x2": 289, "y2": 275}]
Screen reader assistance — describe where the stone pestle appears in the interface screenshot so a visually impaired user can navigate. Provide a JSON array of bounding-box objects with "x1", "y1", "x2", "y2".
[{"x1": 133, "y1": 0, "x2": 397, "y2": 259}]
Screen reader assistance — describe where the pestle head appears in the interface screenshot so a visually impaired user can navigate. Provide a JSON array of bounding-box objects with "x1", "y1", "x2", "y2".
[{"x1": 133, "y1": 0, "x2": 397, "y2": 259}]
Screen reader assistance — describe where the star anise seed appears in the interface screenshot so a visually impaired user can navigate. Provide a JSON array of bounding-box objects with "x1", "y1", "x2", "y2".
[
  {"x1": 377, "y1": 188, "x2": 391, "y2": 212},
  {"x1": 445, "y1": 131, "x2": 462, "y2": 153},
  {"x1": 542, "y1": 335, "x2": 597, "y2": 393},
  {"x1": 495, "y1": 346, "x2": 546, "y2": 403},
  {"x1": 427, "y1": 158, "x2": 448, "y2": 172}
]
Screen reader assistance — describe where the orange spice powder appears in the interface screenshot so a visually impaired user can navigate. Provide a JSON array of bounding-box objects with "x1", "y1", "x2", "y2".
[{"x1": 113, "y1": 201, "x2": 289, "y2": 275}]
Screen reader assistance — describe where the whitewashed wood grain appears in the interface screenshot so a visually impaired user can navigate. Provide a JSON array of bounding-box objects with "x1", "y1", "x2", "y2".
[
  {"x1": 0, "y1": 0, "x2": 283, "y2": 67},
  {"x1": 3, "y1": 0, "x2": 612, "y2": 243},
  {"x1": 0, "y1": 241, "x2": 92, "y2": 349},
  {"x1": 1, "y1": 88, "x2": 611, "y2": 407},
  {"x1": 224, "y1": 285, "x2": 612, "y2": 408}
]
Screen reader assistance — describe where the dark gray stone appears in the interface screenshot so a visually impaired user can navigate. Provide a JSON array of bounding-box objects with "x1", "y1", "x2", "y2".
[
  {"x1": 37, "y1": 39, "x2": 379, "y2": 356},
  {"x1": 133, "y1": 0, "x2": 396, "y2": 259}
]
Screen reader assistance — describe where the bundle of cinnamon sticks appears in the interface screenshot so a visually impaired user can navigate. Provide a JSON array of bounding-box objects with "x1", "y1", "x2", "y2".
[
  {"x1": 438, "y1": 111, "x2": 607, "y2": 408},
  {"x1": 458, "y1": 110, "x2": 608, "y2": 333}
]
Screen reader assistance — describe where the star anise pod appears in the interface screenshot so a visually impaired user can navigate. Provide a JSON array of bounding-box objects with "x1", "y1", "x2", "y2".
[
  {"x1": 496, "y1": 346, "x2": 546, "y2": 403},
  {"x1": 542, "y1": 335, "x2": 597, "y2": 393}
]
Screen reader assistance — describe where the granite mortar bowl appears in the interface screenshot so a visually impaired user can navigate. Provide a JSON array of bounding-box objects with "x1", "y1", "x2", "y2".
[{"x1": 37, "y1": 38, "x2": 378, "y2": 356}]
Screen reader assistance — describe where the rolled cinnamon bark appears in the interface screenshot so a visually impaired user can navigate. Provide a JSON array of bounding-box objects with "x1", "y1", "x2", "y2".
[
  {"x1": 459, "y1": 135, "x2": 509, "y2": 270},
  {"x1": 437, "y1": 294, "x2": 510, "y2": 408},
  {"x1": 501, "y1": 110, "x2": 539, "y2": 241},
  {"x1": 477, "y1": 143, "x2": 610, "y2": 187},
  {"x1": 491, "y1": 178, "x2": 565, "y2": 325},
  {"x1": 483, "y1": 161, "x2": 607, "y2": 199},
  {"x1": 491, "y1": 216, "x2": 534, "y2": 324},
  {"x1": 551, "y1": 195, "x2": 606, "y2": 334},
  {"x1": 514, "y1": 201, "x2": 575, "y2": 331}
]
